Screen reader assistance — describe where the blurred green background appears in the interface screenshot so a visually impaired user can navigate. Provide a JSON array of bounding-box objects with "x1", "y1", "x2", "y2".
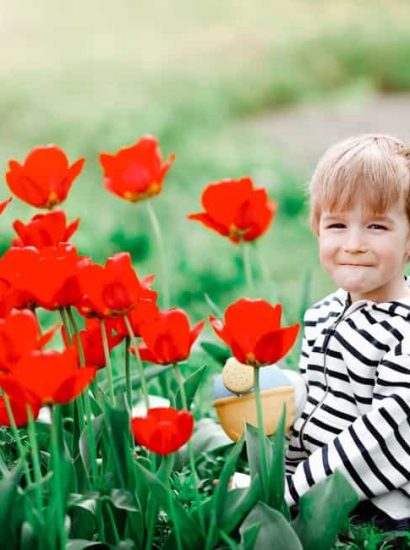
[{"x1": 2, "y1": 0, "x2": 410, "y2": 334}]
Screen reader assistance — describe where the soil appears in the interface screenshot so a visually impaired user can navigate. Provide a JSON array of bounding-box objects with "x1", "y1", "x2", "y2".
[{"x1": 250, "y1": 92, "x2": 410, "y2": 174}]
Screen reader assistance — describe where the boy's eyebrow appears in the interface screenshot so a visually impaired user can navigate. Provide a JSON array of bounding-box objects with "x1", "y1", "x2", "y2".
[
  {"x1": 320, "y1": 213, "x2": 346, "y2": 220},
  {"x1": 321, "y1": 212, "x2": 395, "y2": 223},
  {"x1": 367, "y1": 214, "x2": 394, "y2": 222}
]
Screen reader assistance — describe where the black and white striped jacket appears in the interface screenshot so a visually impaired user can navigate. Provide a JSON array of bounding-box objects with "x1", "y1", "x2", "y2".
[{"x1": 285, "y1": 288, "x2": 410, "y2": 520}]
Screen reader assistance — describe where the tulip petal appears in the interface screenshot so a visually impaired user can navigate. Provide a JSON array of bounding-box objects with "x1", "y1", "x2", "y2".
[
  {"x1": 209, "y1": 315, "x2": 232, "y2": 347},
  {"x1": 224, "y1": 299, "x2": 283, "y2": 351},
  {"x1": 201, "y1": 178, "x2": 253, "y2": 227},
  {"x1": 131, "y1": 407, "x2": 193, "y2": 455},
  {"x1": 253, "y1": 324, "x2": 300, "y2": 365},
  {"x1": 189, "y1": 320, "x2": 205, "y2": 347},
  {"x1": 187, "y1": 212, "x2": 230, "y2": 237},
  {"x1": 0, "y1": 197, "x2": 11, "y2": 216},
  {"x1": 136, "y1": 344, "x2": 161, "y2": 364}
]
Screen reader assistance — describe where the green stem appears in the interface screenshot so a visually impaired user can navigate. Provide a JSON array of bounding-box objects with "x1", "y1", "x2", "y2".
[
  {"x1": 96, "y1": 500, "x2": 106, "y2": 542},
  {"x1": 254, "y1": 241, "x2": 271, "y2": 285},
  {"x1": 105, "y1": 500, "x2": 121, "y2": 544},
  {"x1": 164, "y1": 454, "x2": 183, "y2": 550},
  {"x1": 219, "y1": 530, "x2": 237, "y2": 550},
  {"x1": 67, "y1": 308, "x2": 100, "y2": 401},
  {"x1": 125, "y1": 336, "x2": 132, "y2": 409},
  {"x1": 3, "y1": 394, "x2": 31, "y2": 485},
  {"x1": 59, "y1": 307, "x2": 71, "y2": 344},
  {"x1": 100, "y1": 319, "x2": 115, "y2": 405},
  {"x1": 67, "y1": 310, "x2": 98, "y2": 484},
  {"x1": 144, "y1": 458, "x2": 158, "y2": 550},
  {"x1": 173, "y1": 363, "x2": 205, "y2": 533},
  {"x1": 0, "y1": 446, "x2": 7, "y2": 474},
  {"x1": 240, "y1": 240, "x2": 254, "y2": 294},
  {"x1": 64, "y1": 308, "x2": 86, "y2": 438},
  {"x1": 123, "y1": 315, "x2": 149, "y2": 411},
  {"x1": 67, "y1": 307, "x2": 85, "y2": 366},
  {"x1": 173, "y1": 363, "x2": 187, "y2": 410},
  {"x1": 26, "y1": 406, "x2": 43, "y2": 513},
  {"x1": 254, "y1": 368, "x2": 269, "y2": 500},
  {"x1": 50, "y1": 405, "x2": 67, "y2": 548},
  {"x1": 146, "y1": 201, "x2": 170, "y2": 308}
]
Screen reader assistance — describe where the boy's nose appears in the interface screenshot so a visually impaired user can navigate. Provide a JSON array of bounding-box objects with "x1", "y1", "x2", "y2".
[{"x1": 342, "y1": 230, "x2": 367, "y2": 253}]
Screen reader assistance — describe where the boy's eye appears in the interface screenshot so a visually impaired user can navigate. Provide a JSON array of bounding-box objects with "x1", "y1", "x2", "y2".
[
  {"x1": 368, "y1": 224, "x2": 387, "y2": 230},
  {"x1": 326, "y1": 223, "x2": 345, "y2": 229}
]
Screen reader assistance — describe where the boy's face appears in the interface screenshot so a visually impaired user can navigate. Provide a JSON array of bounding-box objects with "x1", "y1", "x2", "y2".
[{"x1": 318, "y1": 199, "x2": 410, "y2": 303}]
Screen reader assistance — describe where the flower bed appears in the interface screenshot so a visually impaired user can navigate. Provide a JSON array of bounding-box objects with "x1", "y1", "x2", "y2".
[{"x1": 0, "y1": 137, "x2": 376, "y2": 549}]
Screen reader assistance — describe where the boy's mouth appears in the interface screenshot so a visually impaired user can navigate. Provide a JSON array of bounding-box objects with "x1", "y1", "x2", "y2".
[{"x1": 339, "y1": 263, "x2": 373, "y2": 267}]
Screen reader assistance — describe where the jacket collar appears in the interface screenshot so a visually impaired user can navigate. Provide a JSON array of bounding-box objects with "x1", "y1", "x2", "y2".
[{"x1": 337, "y1": 278, "x2": 410, "y2": 320}]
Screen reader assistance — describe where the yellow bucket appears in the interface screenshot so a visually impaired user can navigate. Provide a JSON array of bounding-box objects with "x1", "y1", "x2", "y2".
[{"x1": 214, "y1": 385, "x2": 295, "y2": 442}]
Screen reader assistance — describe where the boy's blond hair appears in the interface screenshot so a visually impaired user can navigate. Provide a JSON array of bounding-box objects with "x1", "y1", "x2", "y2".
[{"x1": 309, "y1": 134, "x2": 410, "y2": 233}]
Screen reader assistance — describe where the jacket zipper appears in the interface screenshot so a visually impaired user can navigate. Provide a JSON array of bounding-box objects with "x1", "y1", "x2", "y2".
[{"x1": 298, "y1": 302, "x2": 351, "y2": 452}]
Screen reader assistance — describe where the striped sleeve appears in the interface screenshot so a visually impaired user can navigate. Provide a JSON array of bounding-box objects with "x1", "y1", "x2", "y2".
[{"x1": 285, "y1": 345, "x2": 410, "y2": 507}]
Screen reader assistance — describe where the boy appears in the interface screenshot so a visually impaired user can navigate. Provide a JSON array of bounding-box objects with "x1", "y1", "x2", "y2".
[{"x1": 285, "y1": 134, "x2": 410, "y2": 530}]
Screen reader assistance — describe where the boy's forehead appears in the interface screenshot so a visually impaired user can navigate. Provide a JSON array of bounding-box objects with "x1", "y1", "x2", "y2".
[{"x1": 320, "y1": 201, "x2": 407, "y2": 220}]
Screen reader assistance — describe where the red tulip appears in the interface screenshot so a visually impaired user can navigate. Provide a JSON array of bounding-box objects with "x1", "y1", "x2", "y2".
[
  {"x1": 0, "y1": 248, "x2": 39, "y2": 309},
  {"x1": 131, "y1": 407, "x2": 194, "y2": 455},
  {"x1": 210, "y1": 298, "x2": 299, "y2": 366},
  {"x1": 62, "y1": 319, "x2": 123, "y2": 368},
  {"x1": 77, "y1": 252, "x2": 156, "y2": 318},
  {"x1": 0, "y1": 309, "x2": 56, "y2": 372},
  {"x1": 5, "y1": 145, "x2": 85, "y2": 209},
  {"x1": 114, "y1": 298, "x2": 159, "y2": 338},
  {"x1": 188, "y1": 177, "x2": 276, "y2": 243},
  {"x1": 99, "y1": 136, "x2": 175, "y2": 202},
  {"x1": 0, "y1": 391, "x2": 41, "y2": 427},
  {"x1": 0, "y1": 348, "x2": 96, "y2": 406},
  {"x1": 0, "y1": 278, "x2": 17, "y2": 318},
  {"x1": 12, "y1": 210, "x2": 80, "y2": 248},
  {"x1": 136, "y1": 308, "x2": 204, "y2": 365},
  {"x1": 0, "y1": 245, "x2": 90, "y2": 310}
]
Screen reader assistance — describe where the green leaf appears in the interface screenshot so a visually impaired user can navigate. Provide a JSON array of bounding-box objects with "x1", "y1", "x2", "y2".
[
  {"x1": 175, "y1": 364, "x2": 208, "y2": 411},
  {"x1": 204, "y1": 293, "x2": 224, "y2": 318},
  {"x1": 218, "y1": 529, "x2": 239, "y2": 549},
  {"x1": 194, "y1": 481, "x2": 260, "y2": 537},
  {"x1": 205, "y1": 439, "x2": 244, "y2": 549},
  {"x1": 88, "y1": 392, "x2": 103, "y2": 417},
  {"x1": 0, "y1": 462, "x2": 22, "y2": 546},
  {"x1": 174, "y1": 418, "x2": 231, "y2": 469},
  {"x1": 110, "y1": 489, "x2": 139, "y2": 512},
  {"x1": 238, "y1": 522, "x2": 261, "y2": 550},
  {"x1": 292, "y1": 470, "x2": 359, "y2": 550},
  {"x1": 212, "y1": 438, "x2": 244, "y2": 520},
  {"x1": 19, "y1": 521, "x2": 38, "y2": 550},
  {"x1": 100, "y1": 365, "x2": 173, "y2": 394},
  {"x1": 134, "y1": 460, "x2": 204, "y2": 549},
  {"x1": 103, "y1": 404, "x2": 134, "y2": 489},
  {"x1": 244, "y1": 423, "x2": 268, "y2": 499},
  {"x1": 220, "y1": 479, "x2": 261, "y2": 534},
  {"x1": 114, "y1": 540, "x2": 136, "y2": 549},
  {"x1": 79, "y1": 414, "x2": 104, "y2": 479},
  {"x1": 267, "y1": 405, "x2": 288, "y2": 516},
  {"x1": 200, "y1": 341, "x2": 231, "y2": 366},
  {"x1": 292, "y1": 471, "x2": 359, "y2": 550},
  {"x1": 240, "y1": 502, "x2": 303, "y2": 550},
  {"x1": 69, "y1": 500, "x2": 96, "y2": 540},
  {"x1": 66, "y1": 541, "x2": 106, "y2": 550}
]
